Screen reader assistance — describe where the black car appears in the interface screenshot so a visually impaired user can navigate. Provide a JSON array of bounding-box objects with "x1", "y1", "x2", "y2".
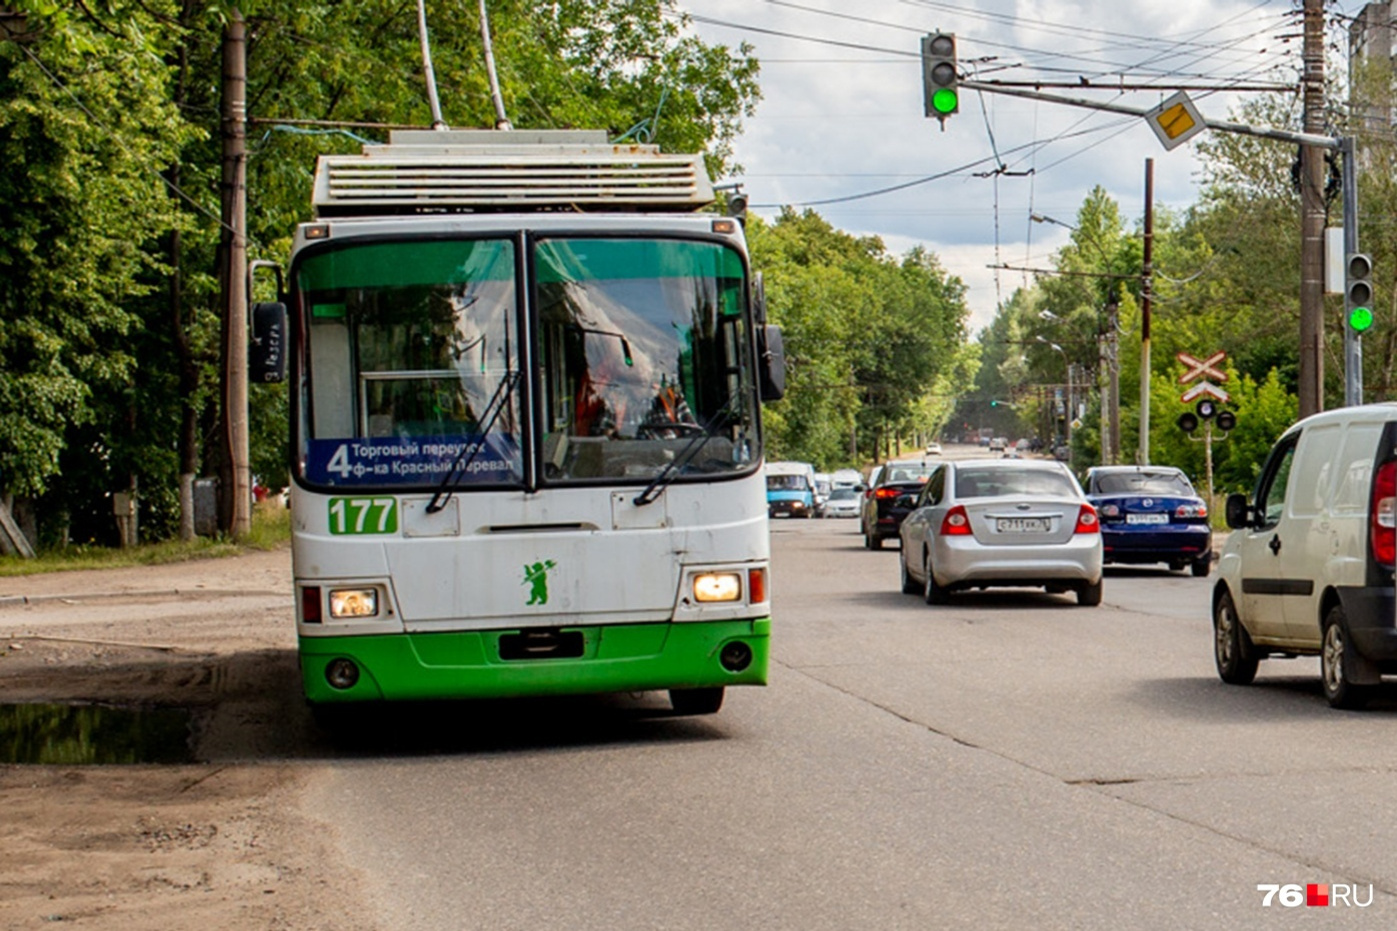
[{"x1": 860, "y1": 460, "x2": 936, "y2": 549}]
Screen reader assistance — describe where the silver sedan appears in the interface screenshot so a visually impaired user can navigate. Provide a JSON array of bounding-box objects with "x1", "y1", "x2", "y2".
[{"x1": 897, "y1": 458, "x2": 1104, "y2": 606}]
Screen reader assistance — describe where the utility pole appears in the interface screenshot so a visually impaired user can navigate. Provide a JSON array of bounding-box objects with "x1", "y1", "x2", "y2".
[
  {"x1": 1139, "y1": 159, "x2": 1154, "y2": 465},
  {"x1": 220, "y1": 10, "x2": 250, "y2": 537},
  {"x1": 1106, "y1": 303, "x2": 1119, "y2": 463},
  {"x1": 1298, "y1": 0, "x2": 1326, "y2": 418}
]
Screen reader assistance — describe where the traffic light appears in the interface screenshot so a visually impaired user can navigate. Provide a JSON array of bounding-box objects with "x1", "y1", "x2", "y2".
[
  {"x1": 1216, "y1": 410, "x2": 1237, "y2": 431},
  {"x1": 921, "y1": 33, "x2": 958, "y2": 123},
  {"x1": 1195, "y1": 399, "x2": 1218, "y2": 420},
  {"x1": 1177, "y1": 412, "x2": 1199, "y2": 433},
  {"x1": 1346, "y1": 253, "x2": 1374, "y2": 334}
]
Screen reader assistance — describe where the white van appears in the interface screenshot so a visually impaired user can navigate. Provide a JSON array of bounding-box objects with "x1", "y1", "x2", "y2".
[{"x1": 1215, "y1": 403, "x2": 1397, "y2": 708}]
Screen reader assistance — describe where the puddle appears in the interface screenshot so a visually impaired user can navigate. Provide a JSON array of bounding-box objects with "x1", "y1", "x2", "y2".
[{"x1": 0, "y1": 703, "x2": 195, "y2": 764}]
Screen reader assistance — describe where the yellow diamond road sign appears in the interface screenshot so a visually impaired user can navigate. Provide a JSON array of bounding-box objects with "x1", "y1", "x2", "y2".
[{"x1": 1146, "y1": 90, "x2": 1205, "y2": 151}]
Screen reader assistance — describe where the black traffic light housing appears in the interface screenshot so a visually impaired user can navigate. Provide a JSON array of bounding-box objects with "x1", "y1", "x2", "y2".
[
  {"x1": 921, "y1": 33, "x2": 958, "y2": 124},
  {"x1": 1346, "y1": 253, "x2": 1374, "y2": 334},
  {"x1": 1215, "y1": 410, "x2": 1237, "y2": 431},
  {"x1": 1195, "y1": 398, "x2": 1218, "y2": 420},
  {"x1": 1177, "y1": 412, "x2": 1199, "y2": 433}
]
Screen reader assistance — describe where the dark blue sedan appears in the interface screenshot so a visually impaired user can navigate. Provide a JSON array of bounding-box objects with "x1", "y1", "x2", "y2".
[{"x1": 1084, "y1": 466, "x2": 1213, "y2": 576}]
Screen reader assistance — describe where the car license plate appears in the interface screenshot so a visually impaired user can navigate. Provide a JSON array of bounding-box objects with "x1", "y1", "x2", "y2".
[
  {"x1": 996, "y1": 517, "x2": 1049, "y2": 533},
  {"x1": 1126, "y1": 513, "x2": 1169, "y2": 525}
]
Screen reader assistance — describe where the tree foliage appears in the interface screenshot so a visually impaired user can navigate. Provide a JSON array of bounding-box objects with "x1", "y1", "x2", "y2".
[
  {"x1": 748, "y1": 210, "x2": 972, "y2": 470},
  {"x1": 0, "y1": 0, "x2": 759, "y2": 546}
]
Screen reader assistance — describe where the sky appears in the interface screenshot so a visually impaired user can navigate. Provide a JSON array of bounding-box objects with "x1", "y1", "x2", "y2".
[{"x1": 675, "y1": 0, "x2": 1355, "y2": 334}]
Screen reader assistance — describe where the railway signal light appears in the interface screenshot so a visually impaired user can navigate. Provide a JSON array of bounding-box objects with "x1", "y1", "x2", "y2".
[
  {"x1": 1346, "y1": 253, "x2": 1374, "y2": 334},
  {"x1": 1216, "y1": 410, "x2": 1237, "y2": 431},
  {"x1": 1177, "y1": 412, "x2": 1199, "y2": 433},
  {"x1": 921, "y1": 33, "x2": 958, "y2": 124},
  {"x1": 1196, "y1": 398, "x2": 1218, "y2": 420}
]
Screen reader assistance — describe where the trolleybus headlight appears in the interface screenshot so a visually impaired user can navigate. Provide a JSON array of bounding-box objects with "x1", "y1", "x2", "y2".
[
  {"x1": 693, "y1": 572, "x2": 742, "y2": 603},
  {"x1": 329, "y1": 587, "x2": 379, "y2": 618},
  {"x1": 325, "y1": 658, "x2": 360, "y2": 690}
]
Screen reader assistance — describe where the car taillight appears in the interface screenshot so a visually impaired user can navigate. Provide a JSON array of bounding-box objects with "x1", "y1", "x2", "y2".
[
  {"x1": 1074, "y1": 504, "x2": 1100, "y2": 534},
  {"x1": 1371, "y1": 460, "x2": 1396, "y2": 567},
  {"x1": 1175, "y1": 503, "x2": 1208, "y2": 519},
  {"x1": 874, "y1": 487, "x2": 901, "y2": 499},
  {"x1": 940, "y1": 505, "x2": 972, "y2": 535}
]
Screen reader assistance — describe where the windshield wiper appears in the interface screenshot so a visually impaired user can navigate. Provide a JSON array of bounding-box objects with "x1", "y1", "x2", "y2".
[
  {"x1": 632, "y1": 393, "x2": 745, "y2": 507},
  {"x1": 425, "y1": 371, "x2": 520, "y2": 514}
]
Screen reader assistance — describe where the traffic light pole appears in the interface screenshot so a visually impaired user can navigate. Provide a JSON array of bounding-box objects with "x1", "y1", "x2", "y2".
[
  {"x1": 959, "y1": 81, "x2": 1343, "y2": 151},
  {"x1": 1342, "y1": 136, "x2": 1361, "y2": 406}
]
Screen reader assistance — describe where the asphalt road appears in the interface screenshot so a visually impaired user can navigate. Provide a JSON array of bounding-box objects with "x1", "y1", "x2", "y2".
[{"x1": 306, "y1": 518, "x2": 1397, "y2": 930}]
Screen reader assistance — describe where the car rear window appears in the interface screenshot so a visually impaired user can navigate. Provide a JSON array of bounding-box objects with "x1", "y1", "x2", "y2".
[
  {"x1": 1094, "y1": 472, "x2": 1192, "y2": 495},
  {"x1": 956, "y1": 468, "x2": 1076, "y2": 498},
  {"x1": 882, "y1": 465, "x2": 934, "y2": 484}
]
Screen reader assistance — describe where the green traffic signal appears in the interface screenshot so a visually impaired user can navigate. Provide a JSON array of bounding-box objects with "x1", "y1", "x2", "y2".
[
  {"x1": 921, "y1": 32, "x2": 958, "y2": 120},
  {"x1": 1346, "y1": 253, "x2": 1374, "y2": 335}
]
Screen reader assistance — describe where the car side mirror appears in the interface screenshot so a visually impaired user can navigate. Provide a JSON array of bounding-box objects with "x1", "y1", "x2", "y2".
[{"x1": 1224, "y1": 493, "x2": 1251, "y2": 530}]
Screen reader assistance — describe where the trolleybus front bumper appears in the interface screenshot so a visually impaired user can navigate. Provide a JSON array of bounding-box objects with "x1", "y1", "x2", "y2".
[{"x1": 300, "y1": 617, "x2": 770, "y2": 704}]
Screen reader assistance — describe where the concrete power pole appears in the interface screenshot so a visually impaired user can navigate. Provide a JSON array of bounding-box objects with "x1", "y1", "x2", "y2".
[
  {"x1": 1298, "y1": 0, "x2": 1326, "y2": 418},
  {"x1": 220, "y1": 10, "x2": 251, "y2": 537}
]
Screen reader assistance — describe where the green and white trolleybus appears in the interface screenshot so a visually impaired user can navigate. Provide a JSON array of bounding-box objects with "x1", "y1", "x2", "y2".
[{"x1": 252, "y1": 129, "x2": 785, "y2": 717}]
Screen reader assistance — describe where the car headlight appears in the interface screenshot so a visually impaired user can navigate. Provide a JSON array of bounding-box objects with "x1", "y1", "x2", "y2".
[
  {"x1": 693, "y1": 572, "x2": 743, "y2": 603},
  {"x1": 328, "y1": 587, "x2": 379, "y2": 618}
]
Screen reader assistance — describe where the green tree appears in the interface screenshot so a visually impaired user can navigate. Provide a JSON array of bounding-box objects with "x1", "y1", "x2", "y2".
[
  {"x1": 749, "y1": 210, "x2": 969, "y2": 468},
  {"x1": 0, "y1": 0, "x2": 761, "y2": 547},
  {"x1": 0, "y1": 4, "x2": 191, "y2": 542}
]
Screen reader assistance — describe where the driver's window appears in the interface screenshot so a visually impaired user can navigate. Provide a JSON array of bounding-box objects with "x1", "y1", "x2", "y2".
[{"x1": 1255, "y1": 435, "x2": 1299, "y2": 528}]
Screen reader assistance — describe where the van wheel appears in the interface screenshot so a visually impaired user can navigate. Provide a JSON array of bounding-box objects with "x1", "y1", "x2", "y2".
[
  {"x1": 1191, "y1": 555, "x2": 1212, "y2": 578},
  {"x1": 900, "y1": 551, "x2": 921, "y2": 594},
  {"x1": 1077, "y1": 579, "x2": 1103, "y2": 606},
  {"x1": 923, "y1": 554, "x2": 950, "y2": 605},
  {"x1": 1213, "y1": 589, "x2": 1258, "y2": 685},
  {"x1": 670, "y1": 687, "x2": 725, "y2": 715},
  {"x1": 1321, "y1": 606, "x2": 1370, "y2": 710}
]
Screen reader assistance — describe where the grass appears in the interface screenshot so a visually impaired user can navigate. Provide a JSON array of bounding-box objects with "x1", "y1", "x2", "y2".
[{"x1": 0, "y1": 501, "x2": 292, "y2": 578}]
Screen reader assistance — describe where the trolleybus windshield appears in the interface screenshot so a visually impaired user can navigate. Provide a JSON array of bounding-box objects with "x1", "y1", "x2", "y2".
[{"x1": 293, "y1": 234, "x2": 758, "y2": 491}]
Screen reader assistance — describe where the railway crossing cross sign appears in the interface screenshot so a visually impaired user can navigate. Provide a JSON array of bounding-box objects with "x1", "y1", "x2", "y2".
[{"x1": 1177, "y1": 350, "x2": 1230, "y2": 404}]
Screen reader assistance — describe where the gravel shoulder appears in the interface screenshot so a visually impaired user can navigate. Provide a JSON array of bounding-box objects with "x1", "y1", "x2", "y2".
[{"x1": 0, "y1": 546, "x2": 375, "y2": 930}]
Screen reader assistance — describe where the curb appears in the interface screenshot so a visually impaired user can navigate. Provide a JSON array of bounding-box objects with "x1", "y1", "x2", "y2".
[{"x1": 0, "y1": 588, "x2": 286, "y2": 609}]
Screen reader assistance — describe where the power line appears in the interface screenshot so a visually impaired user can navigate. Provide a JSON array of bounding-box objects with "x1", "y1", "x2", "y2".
[{"x1": 747, "y1": 121, "x2": 1133, "y2": 208}]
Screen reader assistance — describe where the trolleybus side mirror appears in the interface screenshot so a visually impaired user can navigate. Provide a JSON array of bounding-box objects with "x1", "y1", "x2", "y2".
[
  {"x1": 758, "y1": 324, "x2": 786, "y2": 402},
  {"x1": 249, "y1": 301, "x2": 288, "y2": 383}
]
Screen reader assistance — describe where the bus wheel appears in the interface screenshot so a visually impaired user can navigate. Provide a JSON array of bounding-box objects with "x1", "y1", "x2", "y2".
[{"x1": 670, "y1": 687, "x2": 725, "y2": 715}]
